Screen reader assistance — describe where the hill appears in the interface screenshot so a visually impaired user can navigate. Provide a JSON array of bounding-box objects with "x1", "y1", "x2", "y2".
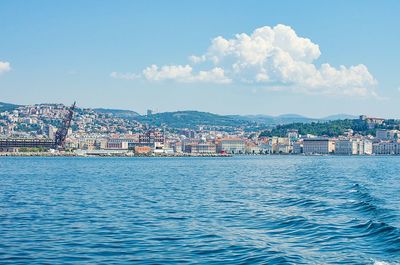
[
  {"x1": 0, "y1": 102, "x2": 19, "y2": 112},
  {"x1": 259, "y1": 119, "x2": 381, "y2": 137},
  {"x1": 134, "y1": 111, "x2": 256, "y2": 129}
]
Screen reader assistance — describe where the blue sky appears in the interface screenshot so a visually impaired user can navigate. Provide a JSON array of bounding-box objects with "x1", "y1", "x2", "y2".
[{"x1": 0, "y1": 0, "x2": 399, "y2": 117}]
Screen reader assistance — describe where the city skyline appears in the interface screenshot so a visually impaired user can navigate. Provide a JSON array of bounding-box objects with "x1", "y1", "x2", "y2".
[{"x1": 1, "y1": 1, "x2": 400, "y2": 118}]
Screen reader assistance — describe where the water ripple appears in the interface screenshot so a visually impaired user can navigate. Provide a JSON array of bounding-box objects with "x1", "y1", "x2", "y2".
[{"x1": 0, "y1": 156, "x2": 399, "y2": 264}]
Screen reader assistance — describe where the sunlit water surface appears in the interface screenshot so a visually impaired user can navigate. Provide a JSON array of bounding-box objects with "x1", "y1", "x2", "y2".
[{"x1": 0, "y1": 156, "x2": 399, "y2": 264}]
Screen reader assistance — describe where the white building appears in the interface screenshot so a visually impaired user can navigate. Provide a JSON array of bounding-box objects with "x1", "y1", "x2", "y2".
[
  {"x1": 216, "y1": 138, "x2": 245, "y2": 154},
  {"x1": 335, "y1": 139, "x2": 367, "y2": 155},
  {"x1": 303, "y1": 138, "x2": 335, "y2": 154}
]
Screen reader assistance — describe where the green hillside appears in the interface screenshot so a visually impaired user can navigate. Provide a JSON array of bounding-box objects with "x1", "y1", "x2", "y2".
[
  {"x1": 135, "y1": 111, "x2": 256, "y2": 129},
  {"x1": 260, "y1": 119, "x2": 400, "y2": 137}
]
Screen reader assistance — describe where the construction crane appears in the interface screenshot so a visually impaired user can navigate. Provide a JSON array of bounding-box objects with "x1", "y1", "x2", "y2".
[{"x1": 55, "y1": 102, "x2": 76, "y2": 148}]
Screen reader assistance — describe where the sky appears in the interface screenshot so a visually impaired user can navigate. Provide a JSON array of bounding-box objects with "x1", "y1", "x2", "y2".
[{"x1": 0, "y1": 0, "x2": 399, "y2": 117}]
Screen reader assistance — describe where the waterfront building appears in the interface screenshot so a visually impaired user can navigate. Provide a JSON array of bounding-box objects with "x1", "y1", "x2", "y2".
[
  {"x1": 335, "y1": 139, "x2": 365, "y2": 155},
  {"x1": 268, "y1": 137, "x2": 290, "y2": 153},
  {"x1": 78, "y1": 138, "x2": 101, "y2": 150},
  {"x1": 373, "y1": 141, "x2": 400, "y2": 155},
  {"x1": 259, "y1": 142, "x2": 273, "y2": 154},
  {"x1": 292, "y1": 141, "x2": 303, "y2": 154},
  {"x1": 106, "y1": 138, "x2": 134, "y2": 150},
  {"x1": 153, "y1": 142, "x2": 174, "y2": 154},
  {"x1": 278, "y1": 144, "x2": 291, "y2": 154},
  {"x1": 363, "y1": 140, "x2": 373, "y2": 155},
  {"x1": 0, "y1": 138, "x2": 55, "y2": 151},
  {"x1": 303, "y1": 138, "x2": 335, "y2": 154},
  {"x1": 185, "y1": 142, "x2": 216, "y2": 154},
  {"x1": 245, "y1": 142, "x2": 261, "y2": 154},
  {"x1": 170, "y1": 141, "x2": 182, "y2": 153},
  {"x1": 216, "y1": 138, "x2": 245, "y2": 154},
  {"x1": 182, "y1": 139, "x2": 199, "y2": 153}
]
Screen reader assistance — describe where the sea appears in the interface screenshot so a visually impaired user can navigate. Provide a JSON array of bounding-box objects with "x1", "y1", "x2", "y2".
[{"x1": 0, "y1": 156, "x2": 399, "y2": 264}]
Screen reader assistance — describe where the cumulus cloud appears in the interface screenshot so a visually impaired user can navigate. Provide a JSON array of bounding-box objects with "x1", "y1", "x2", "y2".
[
  {"x1": 111, "y1": 24, "x2": 378, "y2": 96},
  {"x1": 189, "y1": 55, "x2": 206, "y2": 64},
  {"x1": 111, "y1": 65, "x2": 231, "y2": 84},
  {"x1": 0, "y1": 61, "x2": 11, "y2": 75}
]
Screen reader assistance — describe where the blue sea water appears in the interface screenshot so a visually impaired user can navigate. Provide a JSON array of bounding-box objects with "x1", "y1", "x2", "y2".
[{"x1": 0, "y1": 156, "x2": 399, "y2": 264}]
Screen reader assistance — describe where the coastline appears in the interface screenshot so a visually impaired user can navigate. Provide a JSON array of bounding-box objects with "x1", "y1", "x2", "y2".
[
  {"x1": 0, "y1": 152, "x2": 233, "y2": 157},
  {"x1": 1, "y1": 152, "x2": 397, "y2": 157}
]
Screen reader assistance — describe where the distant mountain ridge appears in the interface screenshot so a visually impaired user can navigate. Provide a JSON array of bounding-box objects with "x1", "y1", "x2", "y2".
[
  {"x1": 322, "y1": 114, "x2": 358, "y2": 120},
  {"x1": 232, "y1": 114, "x2": 318, "y2": 125},
  {"x1": 134, "y1": 111, "x2": 361, "y2": 129},
  {"x1": 1, "y1": 101, "x2": 361, "y2": 127},
  {"x1": 229, "y1": 113, "x2": 358, "y2": 125}
]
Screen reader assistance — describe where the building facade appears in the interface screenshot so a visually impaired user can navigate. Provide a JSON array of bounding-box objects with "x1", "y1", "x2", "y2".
[
  {"x1": 303, "y1": 138, "x2": 335, "y2": 154},
  {"x1": 335, "y1": 139, "x2": 368, "y2": 155},
  {"x1": 216, "y1": 138, "x2": 245, "y2": 154},
  {"x1": 373, "y1": 142, "x2": 400, "y2": 155},
  {"x1": 186, "y1": 142, "x2": 216, "y2": 154}
]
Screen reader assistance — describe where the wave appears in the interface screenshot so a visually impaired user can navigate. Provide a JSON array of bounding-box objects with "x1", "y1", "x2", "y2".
[{"x1": 351, "y1": 220, "x2": 400, "y2": 254}]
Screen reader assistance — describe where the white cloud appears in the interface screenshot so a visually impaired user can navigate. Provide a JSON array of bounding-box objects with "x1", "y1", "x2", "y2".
[
  {"x1": 110, "y1": 71, "x2": 140, "y2": 80},
  {"x1": 0, "y1": 61, "x2": 11, "y2": 75},
  {"x1": 189, "y1": 55, "x2": 206, "y2": 64},
  {"x1": 142, "y1": 64, "x2": 231, "y2": 84},
  {"x1": 113, "y1": 24, "x2": 378, "y2": 97}
]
